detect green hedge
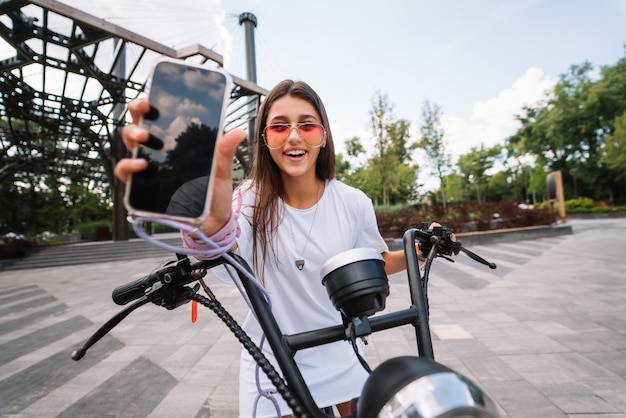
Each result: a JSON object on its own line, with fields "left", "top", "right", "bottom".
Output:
{"left": 0, "top": 239, "right": 37, "bottom": 259}
{"left": 376, "top": 201, "right": 555, "bottom": 239}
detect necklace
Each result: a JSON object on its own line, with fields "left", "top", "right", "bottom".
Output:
{"left": 285, "top": 182, "right": 322, "bottom": 270}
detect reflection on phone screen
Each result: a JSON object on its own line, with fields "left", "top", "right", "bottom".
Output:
{"left": 128, "top": 61, "right": 228, "bottom": 219}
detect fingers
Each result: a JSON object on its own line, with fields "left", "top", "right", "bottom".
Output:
{"left": 114, "top": 158, "right": 149, "bottom": 183}
{"left": 115, "top": 99, "right": 152, "bottom": 183}
{"left": 121, "top": 99, "right": 151, "bottom": 151}
{"left": 127, "top": 98, "right": 152, "bottom": 121}
{"left": 202, "top": 129, "right": 247, "bottom": 235}
{"left": 429, "top": 221, "right": 456, "bottom": 241}
{"left": 213, "top": 129, "right": 248, "bottom": 180}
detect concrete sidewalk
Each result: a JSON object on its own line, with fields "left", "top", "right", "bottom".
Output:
{"left": 0, "top": 218, "right": 625, "bottom": 417}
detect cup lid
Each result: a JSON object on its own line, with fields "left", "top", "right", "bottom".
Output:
{"left": 320, "top": 247, "right": 384, "bottom": 280}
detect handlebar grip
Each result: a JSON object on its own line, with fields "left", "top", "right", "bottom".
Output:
{"left": 112, "top": 272, "right": 159, "bottom": 305}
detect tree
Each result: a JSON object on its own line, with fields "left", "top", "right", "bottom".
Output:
{"left": 347, "top": 166, "right": 383, "bottom": 206}
{"left": 603, "top": 110, "right": 626, "bottom": 194}
{"left": 369, "top": 92, "right": 393, "bottom": 210}
{"left": 443, "top": 171, "right": 468, "bottom": 204}
{"left": 335, "top": 153, "right": 351, "bottom": 182}
{"left": 457, "top": 144, "right": 502, "bottom": 203}
{"left": 528, "top": 164, "right": 549, "bottom": 202}
{"left": 63, "top": 180, "right": 112, "bottom": 229}
{"left": 345, "top": 135, "right": 365, "bottom": 158}
{"left": 1, "top": 112, "right": 114, "bottom": 236}
{"left": 486, "top": 171, "right": 514, "bottom": 202}
{"left": 509, "top": 49, "right": 626, "bottom": 202}
{"left": 417, "top": 99, "right": 451, "bottom": 210}
{"left": 502, "top": 141, "right": 537, "bottom": 203}
{"left": 366, "top": 91, "right": 417, "bottom": 210}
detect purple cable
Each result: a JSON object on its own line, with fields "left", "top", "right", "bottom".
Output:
{"left": 132, "top": 215, "right": 280, "bottom": 417}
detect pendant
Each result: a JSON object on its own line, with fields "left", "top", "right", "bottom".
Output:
{"left": 295, "top": 259, "right": 305, "bottom": 270}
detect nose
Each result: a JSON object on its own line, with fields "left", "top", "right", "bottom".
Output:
{"left": 286, "top": 125, "right": 302, "bottom": 141}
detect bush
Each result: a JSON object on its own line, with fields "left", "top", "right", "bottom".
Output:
{"left": 71, "top": 220, "right": 112, "bottom": 234}
{"left": 565, "top": 197, "right": 595, "bottom": 212}
{"left": 376, "top": 201, "right": 555, "bottom": 239}
{"left": 0, "top": 237, "right": 37, "bottom": 259}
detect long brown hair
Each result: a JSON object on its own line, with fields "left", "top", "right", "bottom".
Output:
{"left": 245, "top": 80, "right": 336, "bottom": 276}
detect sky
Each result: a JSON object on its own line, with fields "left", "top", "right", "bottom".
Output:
{"left": 48, "top": 0, "right": 626, "bottom": 188}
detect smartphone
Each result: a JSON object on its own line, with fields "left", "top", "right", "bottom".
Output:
{"left": 124, "top": 58, "right": 232, "bottom": 225}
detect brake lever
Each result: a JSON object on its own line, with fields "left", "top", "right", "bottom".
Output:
{"left": 459, "top": 246, "right": 497, "bottom": 269}
{"left": 71, "top": 296, "right": 152, "bottom": 361}
{"left": 72, "top": 279, "right": 203, "bottom": 362}
{"left": 418, "top": 226, "right": 496, "bottom": 270}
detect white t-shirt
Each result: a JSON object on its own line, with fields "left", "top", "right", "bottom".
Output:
{"left": 219, "top": 179, "right": 389, "bottom": 417}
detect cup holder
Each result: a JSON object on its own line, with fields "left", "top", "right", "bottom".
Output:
{"left": 321, "top": 248, "right": 389, "bottom": 318}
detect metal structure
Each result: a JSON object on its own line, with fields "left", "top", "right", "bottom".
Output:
{"left": 0, "top": 0, "right": 267, "bottom": 239}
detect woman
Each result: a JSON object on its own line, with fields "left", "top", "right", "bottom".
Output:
{"left": 116, "top": 80, "right": 422, "bottom": 417}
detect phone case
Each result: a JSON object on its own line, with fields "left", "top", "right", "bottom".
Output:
{"left": 124, "top": 57, "right": 233, "bottom": 226}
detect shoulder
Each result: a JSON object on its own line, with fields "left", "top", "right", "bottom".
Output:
{"left": 326, "top": 179, "right": 371, "bottom": 202}
{"left": 235, "top": 180, "right": 256, "bottom": 202}
{"left": 323, "top": 180, "right": 375, "bottom": 217}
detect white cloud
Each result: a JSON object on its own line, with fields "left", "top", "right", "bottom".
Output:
{"left": 417, "top": 67, "right": 556, "bottom": 192}
{"left": 444, "top": 67, "right": 556, "bottom": 161}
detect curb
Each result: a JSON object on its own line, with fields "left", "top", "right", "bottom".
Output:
{"left": 386, "top": 223, "right": 573, "bottom": 251}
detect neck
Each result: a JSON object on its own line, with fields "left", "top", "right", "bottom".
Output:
{"left": 282, "top": 176, "right": 324, "bottom": 209}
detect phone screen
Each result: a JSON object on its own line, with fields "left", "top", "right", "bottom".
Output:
{"left": 125, "top": 59, "right": 231, "bottom": 222}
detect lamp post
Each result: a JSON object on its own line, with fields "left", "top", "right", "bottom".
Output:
{"left": 238, "top": 12, "right": 259, "bottom": 170}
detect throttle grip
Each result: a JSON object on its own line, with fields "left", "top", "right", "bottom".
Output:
{"left": 112, "top": 272, "right": 159, "bottom": 305}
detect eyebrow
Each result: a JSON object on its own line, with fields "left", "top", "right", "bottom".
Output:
{"left": 268, "top": 114, "right": 319, "bottom": 124}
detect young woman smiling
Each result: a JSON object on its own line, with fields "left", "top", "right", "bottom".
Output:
{"left": 115, "top": 80, "right": 422, "bottom": 417}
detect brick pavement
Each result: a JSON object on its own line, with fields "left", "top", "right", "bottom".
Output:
{"left": 0, "top": 218, "right": 625, "bottom": 417}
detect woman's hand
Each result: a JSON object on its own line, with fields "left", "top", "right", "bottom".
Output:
{"left": 200, "top": 127, "right": 247, "bottom": 236}
{"left": 113, "top": 98, "right": 247, "bottom": 236}
{"left": 113, "top": 99, "right": 152, "bottom": 183}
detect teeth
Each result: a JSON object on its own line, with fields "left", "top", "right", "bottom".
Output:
{"left": 286, "top": 150, "right": 305, "bottom": 157}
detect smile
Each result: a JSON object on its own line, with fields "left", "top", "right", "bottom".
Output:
{"left": 284, "top": 149, "right": 306, "bottom": 157}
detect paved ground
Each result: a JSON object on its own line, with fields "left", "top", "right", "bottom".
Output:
{"left": 0, "top": 218, "right": 625, "bottom": 418}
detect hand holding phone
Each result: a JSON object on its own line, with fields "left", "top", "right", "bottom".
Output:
{"left": 124, "top": 58, "right": 232, "bottom": 225}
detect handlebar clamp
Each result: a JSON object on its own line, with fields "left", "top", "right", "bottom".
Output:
{"left": 418, "top": 225, "right": 460, "bottom": 257}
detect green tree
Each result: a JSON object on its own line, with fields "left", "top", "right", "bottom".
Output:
{"left": 366, "top": 91, "right": 417, "bottom": 210}
{"left": 603, "top": 110, "right": 626, "bottom": 194}
{"left": 64, "top": 180, "right": 112, "bottom": 228}
{"left": 486, "top": 171, "right": 514, "bottom": 202}
{"left": 502, "top": 141, "right": 537, "bottom": 203}
{"left": 369, "top": 91, "right": 393, "bottom": 210}
{"left": 417, "top": 99, "right": 451, "bottom": 210}
{"left": 443, "top": 171, "right": 468, "bottom": 203}
{"left": 509, "top": 49, "right": 626, "bottom": 202}
{"left": 346, "top": 166, "right": 382, "bottom": 205}
{"left": 528, "top": 164, "right": 549, "bottom": 202}
{"left": 335, "top": 153, "right": 351, "bottom": 182}
{"left": 345, "top": 135, "right": 365, "bottom": 158}
{"left": 457, "top": 144, "right": 502, "bottom": 203}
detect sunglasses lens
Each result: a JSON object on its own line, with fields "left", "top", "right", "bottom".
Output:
{"left": 264, "top": 123, "right": 324, "bottom": 148}
{"left": 266, "top": 125, "right": 290, "bottom": 136}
